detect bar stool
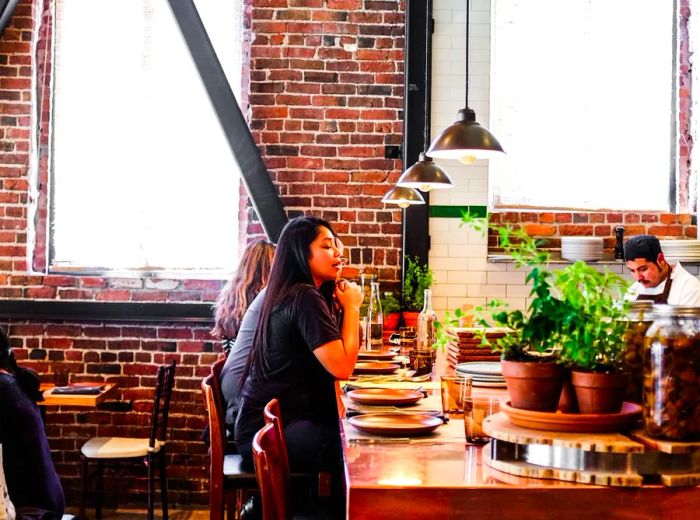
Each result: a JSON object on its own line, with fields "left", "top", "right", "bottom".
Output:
{"left": 78, "top": 361, "right": 176, "bottom": 520}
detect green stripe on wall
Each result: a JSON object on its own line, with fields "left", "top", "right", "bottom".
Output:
{"left": 429, "top": 205, "right": 487, "bottom": 219}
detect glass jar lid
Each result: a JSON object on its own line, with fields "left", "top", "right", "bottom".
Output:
{"left": 625, "top": 300, "right": 654, "bottom": 321}
{"left": 649, "top": 304, "right": 700, "bottom": 318}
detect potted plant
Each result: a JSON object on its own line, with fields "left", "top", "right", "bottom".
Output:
{"left": 402, "top": 256, "right": 433, "bottom": 328}
{"left": 466, "top": 222, "right": 569, "bottom": 412}
{"left": 554, "top": 261, "right": 631, "bottom": 414}
{"left": 380, "top": 291, "right": 401, "bottom": 333}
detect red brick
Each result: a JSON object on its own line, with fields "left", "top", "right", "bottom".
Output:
{"left": 524, "top": 224, "right": 556, "bottom": 237}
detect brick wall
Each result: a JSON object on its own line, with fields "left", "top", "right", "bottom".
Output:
{"left": 0, "top": 0, "right": 407, "bottom": 508}
{"left": 248, "top": 0, "right": 405, "bottom": 281}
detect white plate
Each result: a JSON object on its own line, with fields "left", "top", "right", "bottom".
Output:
{"left": 455, "top": 361, "right": 502, "bottom": 376}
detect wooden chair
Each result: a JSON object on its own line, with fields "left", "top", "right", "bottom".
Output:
{"left": 252, "top": 423, "right": 290, "bottom": 520}
{"left": 78, "top": 360, "right": 176, "bottom": 520}
{"left": 201, "top": 373, "right": 257, "bottom": 520}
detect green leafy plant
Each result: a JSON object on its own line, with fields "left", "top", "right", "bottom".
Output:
{"left": 380, "top": 291, "right": 401, "bottom": 314}
{"left": 403, "top": 256, "right": 434, "bottom": 312}
{"left": 449, "top": 213, "right": 630, "bottom": 366}
{"left": 554, "top": 261, "right": 630, "bottom": 372}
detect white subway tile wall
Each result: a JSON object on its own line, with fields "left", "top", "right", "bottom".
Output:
{"left": 428, "top": 0, "right": 700, "bottom": 317}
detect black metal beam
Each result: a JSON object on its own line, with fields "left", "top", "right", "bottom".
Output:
{"left": 0, "top": 300, "right": 212, "bottom": 323}
{"left": 166, "top": 0, "right": 288, "bottom": 242}
{"left": 0, "top": 0, "right": 20, "bottom": 38}
{"left": 402, "top": 0, "right": 431, "bottom": 278}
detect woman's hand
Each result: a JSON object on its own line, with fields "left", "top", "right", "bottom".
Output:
{"left": 334, "top": 280, "right": 362, "bottom": 311}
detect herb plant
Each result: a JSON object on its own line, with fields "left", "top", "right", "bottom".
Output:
{"left": 554, "top": 261, "right": 630, "bottom": 371}
{"left": 380, "top": 291, "right": 401, "bottom": 314}
{"left": 403, "top": 256, "right": 434, "bottom": 312}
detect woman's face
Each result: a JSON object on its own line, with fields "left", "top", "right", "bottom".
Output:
{"left": 308, "top": 226, "right": 343, "bottom": 287}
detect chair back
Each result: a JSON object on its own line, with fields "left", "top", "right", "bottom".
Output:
{"left": 201, "top": 374, "right": 226, "bottom": 510}
{"left": 252, "top": 422, "right": 291, "bottom": 520}
{"left": 263, "top": 398, "right": 291, "bottom": 478}
{"left": 148, "top": 360, "right": 176, "bottom": 450}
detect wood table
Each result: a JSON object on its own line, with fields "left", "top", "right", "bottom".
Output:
{"left": 339, "top": 382, "right": 700, "bottom": 519}
{"left": 40, "top": 382, "right": 118, "bottom": 407}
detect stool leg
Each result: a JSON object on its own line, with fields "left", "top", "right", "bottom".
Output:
{"left": 79, "top": 455, "right": 88, "bottom": 520}
{"left": 147, "top": 453, "right": 154, "bottom": 520}
{"left": 159, "top": 450, "right": 168, "bottom": 520}
{"left": 95, "top": 460, "right": 104, "bottom": 520}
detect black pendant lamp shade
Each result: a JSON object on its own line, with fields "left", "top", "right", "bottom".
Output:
{"left": 397, "top": 152, "right": 453, "bottom": 192}
{"left": 427, "top": 108, "right": 504, "bottom": 163}
{"left": 381, "top": 186, "right": 425, "bottom": 208}
{"left": 427, "top": 0, "right": 504, "bottom": 163}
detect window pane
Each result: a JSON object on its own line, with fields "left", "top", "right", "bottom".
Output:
{"left": 51, "top": 0, "right": 242, "bottom": 272}
{"left": 490, "top": 0, "right": 673, "bottom": 211}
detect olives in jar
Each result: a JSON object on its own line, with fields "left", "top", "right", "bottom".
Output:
{"left": 644, "top": 305, "right": 700, "bottom": 441}
{"left": 621, "top": 301, "right": 654, "bottom": 404}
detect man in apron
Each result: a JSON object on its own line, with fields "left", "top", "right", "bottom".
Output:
{"left": 623, "top": 234, "right": 700, "bottom": 305}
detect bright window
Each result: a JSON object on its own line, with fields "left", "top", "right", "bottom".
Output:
{"left": 50, "top": 0, "right": 244, "bottom": 274}
{"left": 489, "top": 0, "right": 674, "bottom": 211}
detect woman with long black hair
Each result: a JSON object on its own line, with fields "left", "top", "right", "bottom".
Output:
{"left": 234, "top": 216, "right": 362, "bottom": 480}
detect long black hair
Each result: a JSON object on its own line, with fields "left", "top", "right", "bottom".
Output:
{"left": 0, "top": 325, "right": 43, "bottom": 402}
{"left": 243, "top": 216, "right": 336, "bottom": 382}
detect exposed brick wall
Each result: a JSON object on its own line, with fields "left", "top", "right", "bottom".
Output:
{"left": 6, "top": 319, "right": 216, "bottom": 506}
{"left": 248, "top": 0, "right": 405, "bottom": 282}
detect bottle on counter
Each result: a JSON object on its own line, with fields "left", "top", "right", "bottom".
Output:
{"left": 417, "top": 288, "right": 437, "bottom": 350}
{"left": 358, "top": 273, "right": 376, "bottom": 350}
{"left": 366, "top": 281, "right": 383, "bottom": 351}
{"left": 614, "top": 226, "right": 625, "bottom": 260}
{"left": 643, "top": 305, "right": 700, "bottom": 441}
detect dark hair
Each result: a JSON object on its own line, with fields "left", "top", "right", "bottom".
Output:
{"left": 243, "top": 216, "right": 335, "bottom": 382}
{"left": 624, "top": 234, "right": 663, "bottom": 263}
{"left": 0, "top": 326, "right": 43, "bottom": 402}
{"left": 211, "top": 239, "right": 275, "bottom": 343}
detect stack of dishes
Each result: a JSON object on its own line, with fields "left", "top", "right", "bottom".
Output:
{"left": 560, "top": 236, "right": 604, "bottom": 262}
{"left": 456, "top": 361, "right": 506, "bottom": 388}
{"left": 444, "top": 327, "right": 505, "bottom": 369}
{"left": 659, "top": 239, "right": 700, "bottom": 263}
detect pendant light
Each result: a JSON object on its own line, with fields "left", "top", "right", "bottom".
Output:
{"left": 397, "top": 0, "right": 453, "bottom": 192}
{"left": 427, "top": 0, "right": 504, "bottom": 163}
{"left": 381, "top": 186, "right": 425, "bottom": 208}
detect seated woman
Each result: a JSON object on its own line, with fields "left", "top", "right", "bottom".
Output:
{"left": 212, "top": 239, "right": 275, "bottom": 356}
{"left": 0, "top": 328, "right": 64, "bottom": 519}
{"left": 234, "top": 216, "right": 362, "bottom": 480}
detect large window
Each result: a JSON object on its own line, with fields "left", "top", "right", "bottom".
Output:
{"left": 489, "top": 0, "right": 675, "bottom": 211}
{"left": 49, "top": 0, "right": 244, "bottom": 275}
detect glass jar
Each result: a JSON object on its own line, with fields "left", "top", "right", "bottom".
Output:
{"left": 358, "top": 273, "right": 376, "bottom": 349}
{"left": 621, "top": 301, "right": 654, "bottom": 404}
{"left": 644, "top": 305, "right": 700, "bottom": 441}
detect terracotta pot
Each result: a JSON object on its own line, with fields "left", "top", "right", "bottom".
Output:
{"left": 571, "top": 370, "right": 628, "bottom": 414}
{"left": 557, "top": 376, "right": 579, "bottom": 413}
{"left": 384, "top": 312, "right": 400, "bottom": 332}
{"left": 402, "top": 311, "right": 419, "bottom": 329}
{"left": 501, "top": 360, "right": 567, "bottom": 412}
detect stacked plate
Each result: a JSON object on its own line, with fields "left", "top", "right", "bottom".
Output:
{"left": 659, "top": 239, "right": 700, "bottom": 263}
{"left": 456, "top": 361, "right": 506, "bottom": 388}
{"left": 561, "top": 236, "right": 604, "bottom": 262}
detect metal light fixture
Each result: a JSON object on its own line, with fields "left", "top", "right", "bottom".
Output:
{"left": 381, "top": 186, "right": 425, "bottom": 208}
{"left": 396, "top": 0, "right": 453, "bottom": 193}
{"left": 427, "top": 0, "right": 504, "bottom": 163}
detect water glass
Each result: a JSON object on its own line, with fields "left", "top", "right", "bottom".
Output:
{"left": 464, "top": 396, "right": 500, "bottom": 444}
{"left": 440, "top": 375, "right": 472, "bottom": 416}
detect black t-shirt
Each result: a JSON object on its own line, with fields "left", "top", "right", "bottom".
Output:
{"left": 234, "top": 284, "right": 342, "bottom": 448}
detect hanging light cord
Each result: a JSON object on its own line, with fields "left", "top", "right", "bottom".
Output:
{"left": 422, "top": 0, "right": 433, "bottom": 153}
{"left": 464, "top": 0, "right": 470, "bottom": 108}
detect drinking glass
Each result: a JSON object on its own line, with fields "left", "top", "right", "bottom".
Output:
{"left": 464, "top": 396, "right": 500, "bottom": 444}
{"left": 440, "top": 374, "right": 472, "bottom": 417}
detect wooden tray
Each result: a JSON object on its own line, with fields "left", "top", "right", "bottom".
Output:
{"left": 500, "top": 401, "right": 643, "bottom": 433}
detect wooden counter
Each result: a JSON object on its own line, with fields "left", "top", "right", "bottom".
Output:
{"left": 340, "top": 383, "right": 700, "bottom": 519}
